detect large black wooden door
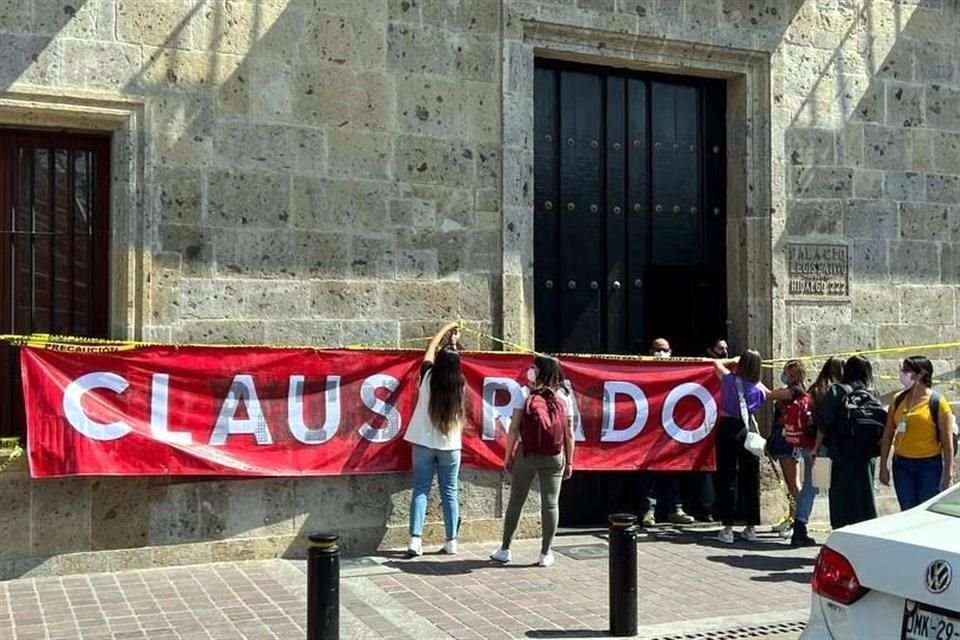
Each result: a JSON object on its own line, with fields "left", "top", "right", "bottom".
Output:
{"left": 534, "top": 61, "right": 727, "bottom": 525}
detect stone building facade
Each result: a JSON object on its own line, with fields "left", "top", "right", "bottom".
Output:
{"left": 0, "top": 0, "right": 957, "bottom": 577}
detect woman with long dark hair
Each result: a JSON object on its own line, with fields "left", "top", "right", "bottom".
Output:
{"left": 879, "top": 356, "right": 955, "bottom": 509}
{"left": 491, "top": 355, "right": 575, "bottom": 567}
{"left": 404, "top": 322, "right": 465, "bottom": 557}
{"left": 810, "top": 357, "right": 844, "bottom": 460}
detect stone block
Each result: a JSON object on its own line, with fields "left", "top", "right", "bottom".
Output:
{"left": 30, "top": 479, "right": 91, "bottom": 554}
{"left": 340, "top": 321, "right": 400, "bottom": 346}
{"left": 292, "top": 232, "right": 353, "bottom": 278}
{"left": 151, "top": 542, "right": 211, "bottom": 568}
{"left": 310, "top": 281, "right": 381, "bottom": 319}
{"left": 156, "top": 170, "right": 203, "bottom": 226}
{"left": 852, "top": 82, "right": 884, "bottom": 124}
{"left": 154, "top": 131, "right": 214, "bottom": 169}
{"left": 389, "top": 198, "right": 436, "bottom": 227}
{"left": 265, "top": 320, "right": 342, "bottom": 347}
{"left": 32, "top": 0, "right": 99, "bottom": 38}
{"left": 853, "top": 170, "right": 884, "bottom": 199}
{"left": 293, "top": 63, "right": 395, "bottom": 130}
{"left": 196, "top": 0, "right": 289, "bottom": 56}
{"left": 0, "top": 474, "right": 31, "bottom": 555}
{"left": 460, "top": 273, "right": 493, "bottom": 320}
{"left": 898, "top": 286, "right": 956, "bottom": 325}
{"left": 844, "top": 199, "right": 897, "bottom": 238}
{"left": 117, "top": 0, "right": 195, "bottom": 48}
{"left": 813, "top": 323, "right": 877, "bottom": 356}
{"left": 210, "top": 536, "right": 289, "bottom": 562}
{"left": 327, "top": 129, "right": 393, "bottom": 181}
{"left": 90, "top": 478, "right": 149, "bottom": 551}
{"left": 913, "top": 41, "right": 958, "bottom": 85}
{"left": 380, "top": 281, "right": 460, "bottom": 320}
{"left": 900, "top": 203, "right": 951, "bottom": 241}
{"left": 790, "top": 166, "right": 853, "bottom": 198}
{"left": 912, "top": 129, "right": 935, "bottom": 171}
{"left": 291, "top": 177, "right": 394, "bottom": 232}
{"left": 198, "top": 480, "right": 297, "bottom": 539}
{"left": 177, "top": 319, "right": 267, "bottom": 345}
{"left": 851, "top": 285, "right": 901, "bottom": 324}
{"left": 890, "top": 240, "right": 942, "bottom": 283}
{"left": 477, "top": 144, "right": 502, "bottom": 191}
{"left": 849, "top": 238, "right": 889, "bottom": 279}
{"left": 396, "top": 74, "right": 499, "bottom": 143}
{"left": 933, "top": 133, "right": 960, "bottom": 173}
{"left": 208, "top": 171, "right": 291, "bottom": 229}
{"left": 864, "top": 125, "right": 912, "bottom": 170}
{"left": 396, "top": 249, "right": 439, "bottom": 279}
{"left": 139, "top": 47, "right": 243, "bottom": 91}
{"left": 421, "top": 0, "right": 501, "bottom": 33}
{"left": 351, "top": 235, "right": 397, "bottom": 278}
{"left": 159, "top": 224, "right": 214, "bottom": 277}
{"left": 884, "top": 171, "right": 926, "bottom": 201}
{"left": 294, "top": 476, "right": 404, "bottom": 531}
{"left": 926, "top": 85, "right": 960, "bottom": 132}
{"left": 301, "top": 12, "right": 386, "bottom": 68}
{"left": 408, "top": 185, "right": 475, "bottom": 229}
{"left": 927, "top": 174, "right": 960, "bottom": 204}
{"left": 387, "top": 23, "right": 455, "bottom": 76}
{"left": 0, "top": 0, "right": 31, "bottom": 31}
{"left": 214, "top": 122, "right": 316, "bottom": 174}
{"left": 877, "top": 325, "right": 944, "bottom": 352}
{"left": 476, "top": 189, "right": 500, "bottom": 214}
{"left": 838, "top": 124, "right": 864, "bottom": 167}
{"left": 0, "top": 34, "right": 60, "bottom": 87}
{"left": 61, "top": 39, "right": 141, "bottom": 90}
{"left": 784, "top": 127, "right": 836, "bottom": 165}
{"left": 394, "top": 136, "right": 476, "bottom": 186}
{"left": 785, "top": 199, "right": 843, "bottom": 236}
{"left": 943, "top": 244, "right": 959, "bottom": 285}
{"left": 886, "top": 82, "right": 925, "bottom": 127}
{"left": 396, "top": 228, "right": 465, "bottom": 276}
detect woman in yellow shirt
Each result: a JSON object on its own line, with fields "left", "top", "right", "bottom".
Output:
{"left": 879, "top": 356, "right": 955, "bottom": 510}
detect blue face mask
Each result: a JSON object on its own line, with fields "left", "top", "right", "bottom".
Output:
{"left": 780, "top": 372, "right": 789, "bottom": 386}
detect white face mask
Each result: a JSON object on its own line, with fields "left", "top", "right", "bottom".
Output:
{"left": 527, "top": 367, "right": 538, "bottom": 384}
{"left": 780, "top": 372, "right": 790, "bottom": 386}
{"left": 899, "top": 371, "right": 915, "bottom": 389}
{"left": 654, "top": 350, "right": 670, "bottom": 359}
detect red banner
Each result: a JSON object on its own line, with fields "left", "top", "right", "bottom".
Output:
{"left": 21, "top": 346, "right": 722, "bottom": 478}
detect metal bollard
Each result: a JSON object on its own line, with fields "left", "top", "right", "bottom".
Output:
{"left": 307, "top": 533, "right": 340, "bottom": 640}
{"left": 609, "top": 513, "right": 639, "bottom": 637}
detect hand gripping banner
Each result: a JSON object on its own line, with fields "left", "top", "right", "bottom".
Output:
{"left": 20, "top": 346, "right": 722, "bottom": 477}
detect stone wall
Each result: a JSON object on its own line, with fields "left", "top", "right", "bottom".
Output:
{"left": 1, "top": 0, "right": 958, "bottom": 577}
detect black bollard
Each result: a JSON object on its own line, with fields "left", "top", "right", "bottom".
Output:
{"left": 307, "top": 533, "right": 340, "bottom": 640}
{"left": 609, "top": 513, "right": 639, "bottom": 637}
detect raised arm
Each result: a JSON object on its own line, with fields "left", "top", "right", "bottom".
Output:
{"left": 713, "top": 358, "right": 737, "bottom": 380}
{"left": 424, "top": 321, "right": 460, "bottom": 365}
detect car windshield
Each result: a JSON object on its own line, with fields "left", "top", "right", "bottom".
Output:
{"left": 928, "top": 485, "right": 960, "bottom": 518}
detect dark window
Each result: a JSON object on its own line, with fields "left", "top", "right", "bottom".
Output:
{"left": 0, "top": 130, "right": 111, "bottom": 439}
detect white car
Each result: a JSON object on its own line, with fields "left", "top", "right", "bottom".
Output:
{"left": 802, "top": 484, "right": 960, "bottom": 640}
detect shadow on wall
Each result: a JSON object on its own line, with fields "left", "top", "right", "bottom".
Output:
{"left": 0, "top": 2, "right": 90, "bottom": 88}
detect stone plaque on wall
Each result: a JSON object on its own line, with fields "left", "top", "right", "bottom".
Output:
{"left": 786, "top": 243, "right": 849, "bottom": 297}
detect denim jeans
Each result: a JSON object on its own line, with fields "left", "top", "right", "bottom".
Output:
{"left": 794, "top": 448, "right": 816, "bottom": 525}
{"left": 409, "top": 445, "right": 461, "bottom": 540}
{"left": 893, "top": 455, "right": 943, "bottom": 511}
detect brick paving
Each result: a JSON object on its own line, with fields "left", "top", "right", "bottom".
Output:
{"left": 2, "top": 527, "right": 818, "bottom": 639}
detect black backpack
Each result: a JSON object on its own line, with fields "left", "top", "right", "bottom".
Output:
{"left": 835, "top": 384, "right": 887, "bottom": 459}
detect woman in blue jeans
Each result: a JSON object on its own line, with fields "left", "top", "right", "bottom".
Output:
{"left": 404, "top": 321, "right": 464, "bottom": 557}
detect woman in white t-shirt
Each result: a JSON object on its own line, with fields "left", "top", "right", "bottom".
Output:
{"left": 404, "top": 321, "right": 464, "bottom": 557}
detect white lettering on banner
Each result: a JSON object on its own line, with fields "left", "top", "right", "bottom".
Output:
{"left": 660, "top": 383, "right": 717, "bottom": 444}
{"left": 209, "top": 374, "right": 273, "bottom": 445}
{"left": 358, "top": 374, "right": 401, "bottom": 442}
{"left": 600, "top": 381, "right": 649, "bottom": 442}
{"left": 150, "top": 374, "right": 193, "bottom": 444}
{"left": 481, "top": 377, "right": 525, "bottom": 440}
{"left": 288, "top": 375, "right": 341, "bottom": 444}
{"left": 63, "top": 372, "right": 133, "bottom": 441}
{"left": 562, "top": 380, "right": 586, "bottom": 442}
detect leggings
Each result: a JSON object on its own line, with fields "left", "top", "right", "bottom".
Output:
{"left": 500, "top": 450, "right": 565, "bottom": 554}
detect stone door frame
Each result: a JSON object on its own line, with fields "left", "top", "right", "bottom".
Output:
{"left": 501, "top": 21, "right": 774, "bottom": 358}
{"left": 0, "top": 90, "right": 147, "bottom": 340}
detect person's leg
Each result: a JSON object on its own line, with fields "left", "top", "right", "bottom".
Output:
{"left": 715, "top": 420, "right": 739, "bottom": 527}
{"left": 737, "top": 445, "right": 761, "bottom": 527}
{"left": 892, "top": 455, "right": 917, "bottom": 511}
{"left": 409, "top": 445, "right": 435, "bottom": 537}
{"left": 699, "top": 472, "right": 716, "bottom": 521}
{"left": 666, "top": 473, "right": 694, "bottom": 523}
{"left": 638, "top": 473, "right": 657, "bottom": 525}
{"left": 436, "top": 448, "right": 462, "bottom": 541}
{"left": 536, "top": 454, "right": 565, "bottom": 556}
{"left": 916, "top": 456, "right": 944, "bottom": 506}
{"left": 500, "top": 452, "right": 537, "bottom": 550}
{"left": 795, "top": 450, "right": 816, "bottom": 525}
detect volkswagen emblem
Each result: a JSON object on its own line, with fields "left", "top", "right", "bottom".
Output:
{"left": 925, "top": 560, "right": 953, "bottom": 594}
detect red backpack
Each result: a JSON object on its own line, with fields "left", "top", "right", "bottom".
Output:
{"left": 521, "top": 388, "right": 567, "bottom": 455}
{"left": 782, "top": 391, "right": 815, "bottom": 448}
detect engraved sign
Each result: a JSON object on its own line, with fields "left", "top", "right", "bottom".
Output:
{"left": 786, "top": 243, "right": 849, "bottom": 297}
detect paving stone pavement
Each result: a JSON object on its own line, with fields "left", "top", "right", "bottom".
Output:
{"left": 1, "top": 527, "right": 818, "bottom": 640}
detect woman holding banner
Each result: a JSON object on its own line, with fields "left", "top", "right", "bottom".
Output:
{"left": 404, "top": 322, "right": 464, "bottom": 558}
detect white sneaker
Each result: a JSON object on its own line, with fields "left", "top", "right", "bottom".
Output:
{"left": 538, "top": 552, "right": 555, "bottom": 567}
{"left": 716, "top": 527, "right": 734, "bottom": 544}
{"left": 490, "top": 548, "right": 511, "bottom": 563}
{"left": 779, "top": 526, "right": 794, "bottom": 540}
{"left": 441, "top": 539, "right": 458, "bottom": 555}
{"left": 406, "top": 536, "right": 423, "bottom": 558}
{"left": 741, "top": 526, "right": 758, "bottom": 542}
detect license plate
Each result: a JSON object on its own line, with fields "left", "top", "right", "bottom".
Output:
{"left": 902, "top": 600, "right": 960, "bottom": 640}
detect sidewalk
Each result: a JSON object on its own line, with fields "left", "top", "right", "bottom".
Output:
{"left": 2, "top": 525, "right": 818, "bottom": 640}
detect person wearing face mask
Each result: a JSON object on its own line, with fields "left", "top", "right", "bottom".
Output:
{"left": 879, "top": 356, "right": 955, "bottom": 510}
{"left": 706, "top": 338, "right": 729, "bottom": 360}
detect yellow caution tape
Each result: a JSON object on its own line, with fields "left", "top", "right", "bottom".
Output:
{"left": 763, "top": 341, "right": 960, "bottom": 367}
{"left": 0, "top": 444, "right": 23, "bottom": 474}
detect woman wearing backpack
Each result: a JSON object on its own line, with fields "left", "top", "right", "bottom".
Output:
{"left": 816, "top": 355, "right": 880, "bottom": 529}
{"left": 491, "top": 355, "right": 575, "bottom": 567}
{"left": 713, "top": 349, "right": 768, "bottom": 544}
{"left": 404, "top": 321, "right": 464, "bottom": 558}
{"left": 767, "top": 360, "right": 817, "bottom": 546}
{"left": 879, "top": 356, "right": 955, "bottom": 510}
